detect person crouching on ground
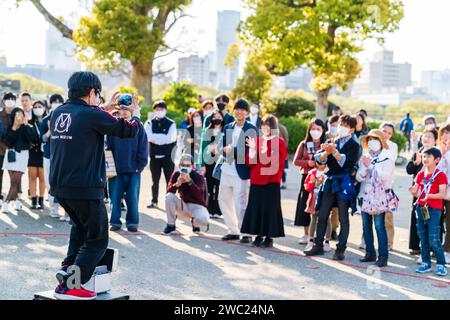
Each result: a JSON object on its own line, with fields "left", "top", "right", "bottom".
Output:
{"left": 356, "top": 129, "right": 395, "bottom": 268}
{"left": 409, "top": 147, "right": 448, "bottom": 276}
{"left": 162, "top": 154, "right": 209, "bottom": 235}
{"left": 240, "top": 115, "right": 288, "bottom": 248}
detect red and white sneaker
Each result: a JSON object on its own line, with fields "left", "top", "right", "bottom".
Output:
{"left": 53, "top": 284, "right": 97, "bottom": 300}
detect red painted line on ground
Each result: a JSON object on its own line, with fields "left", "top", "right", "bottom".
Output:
{"left": 2, "top": 230, "right": 449, "bottom": 286}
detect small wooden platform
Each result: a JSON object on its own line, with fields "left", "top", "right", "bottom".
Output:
{"left": 33, "top": 291, "right": 130, "bottom": 300}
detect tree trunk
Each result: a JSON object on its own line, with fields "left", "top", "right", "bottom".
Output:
{"left": 131, "top": 62, "right": 153, "bottom": 105}
{"left": 315, "top": 88, "right": 330, "bottom": 121}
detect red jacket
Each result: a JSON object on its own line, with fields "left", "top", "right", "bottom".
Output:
{"left": 246, "top": 136, "right": 288, "bottom": 185}
{"left": 167, "top": 170, "right": 207, "bottom": 207}
{"left": 293, "top": 140, "right": 321, "bottom": 175}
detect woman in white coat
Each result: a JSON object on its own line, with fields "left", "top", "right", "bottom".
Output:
{"left": 356, "top": 129, "right": 395, "bottom": 268}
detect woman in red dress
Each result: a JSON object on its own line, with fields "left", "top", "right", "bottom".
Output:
{"left": 241, "top": 115, "right": 288, "bottom": 248}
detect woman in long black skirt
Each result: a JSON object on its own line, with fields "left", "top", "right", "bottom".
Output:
{"left": 293, "top": 119, "right": 326, "bottom": 244}
{"left": 241, "top": 115, "right": 288, "bottom": 248}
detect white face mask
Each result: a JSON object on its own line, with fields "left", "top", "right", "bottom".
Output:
{"left": 368, "top": 139, "right": 382, "bottom": 152}
{"left": 33, "top": 108, "right": 45, "bottom": 117}
{"left": 310, "top": 130, "right": 322, "bottom": 140}
{"left": 425, "top": 124, "right": 435, "bottom": 131}
{"left": 316, "top": 170, "right": 324, "bottom": 178}
{"left": 180, "top": 166, "right": 192, "bottom": 174}
{"left": 250, "top": 106, "right": 259, "bottom": 115}
{"left": 155, "top": 110, "right": 167, "bottom": 119}
{"left": 204, "top": 110, "right": 213, "bottom": 117}
{"left": 4, "top": 100, "right": 15, "bottom": 108}
{"left": 337, "top": 126, "right": 350, "bottom": 138}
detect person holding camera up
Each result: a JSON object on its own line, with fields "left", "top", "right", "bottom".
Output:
{"left": 162, "top": 154, "right": 209, "bottom": 235}
{"left": 1, "top": 108, "right": 36, "bottom": 214}
{"left": 51, "top": 71, "right": 141, "bottom": 300}
{"left": 409, "top": 147, "right": 448, "bottom": 276}
{"left": 107, "top": 93, "right": 148, "bottom": 233}
{"left": 304, "top": 115, "right": 360, "bottom": 261}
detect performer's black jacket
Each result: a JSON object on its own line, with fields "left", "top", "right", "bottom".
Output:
{"left": 49, "top": 98, "right": 140, "bottom": 200}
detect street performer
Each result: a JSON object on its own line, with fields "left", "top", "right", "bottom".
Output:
{"left": 50, "top": 71, "right": 141, "bottom": 300}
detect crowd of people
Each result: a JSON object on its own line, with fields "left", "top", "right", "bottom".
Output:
{"left": 1, "top": 86, "right": 449, "bottom": 282}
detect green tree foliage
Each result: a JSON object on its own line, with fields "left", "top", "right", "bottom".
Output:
{"left": 0, "top": 73, "right": 64, "bottom": 96}
{"left": 239, "top": 0, "right": 404, "bottom": 120}
{"left": 231, "top": 55, "right": 273, "bottom": 106}
{"left": 161, "top": 81, "right": 200, "bottom": 113}
{"left": 279, "top": 117, "right": 309, "bottom": 154}
{"left": 17, "top": 0, "right": 191, "bottom": 104}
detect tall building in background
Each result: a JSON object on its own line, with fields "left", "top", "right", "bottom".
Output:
{"left": 421, "top": 70, "right": 450, "bottom": 103}
{"left": 352, "top": 50, "right": 411, "bottom": 95}
{"left": 351, "top": 50, "right": 414, "bottom": 105}
{"left": 178, "top": 54, "right": 211, "bottom": 86}
{"left": 215, "top": 10, "right": 241, "bottom": 90}
{"left": 45, "top": 24, "right": 81, "bottom": 71}
{"left": 274, "top": 67, "right": 314, "bottom": 92}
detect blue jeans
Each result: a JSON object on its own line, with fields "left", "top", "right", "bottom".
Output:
{"left": 109, "top": 173, "right": 141, "bottom": 228}
{"left": 362, "top": 212, "right": 388, "bottom": 261}
{"left": 416, "top": 206, "right": 446, "bottom": 265}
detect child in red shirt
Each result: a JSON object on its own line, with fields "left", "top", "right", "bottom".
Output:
{"left": 409, "top": 147, "right": 447, "bottom": 276}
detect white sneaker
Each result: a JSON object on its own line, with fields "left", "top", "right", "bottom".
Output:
{"left": 298, "top": 235, "right": 309, "bottom": 245}
{"left": 49, "top": 210, "right": 60, "bottom": 218}
{"left": 323, "top": 240, "right": 332, "bottom": 252}
{"left": 1, "top": 202, "right": 11, "bottom": 214}
{"left": 59, "top": 216, "right": 66, "bottom": 222}
{"left": 416, "top": 256, "right": 423, "bottom": 265}
{"left": 304, "top": 239, "right": 314, "bottom": 251}
{"left": 14, "top": 200, "right": 22, "bottom": 211}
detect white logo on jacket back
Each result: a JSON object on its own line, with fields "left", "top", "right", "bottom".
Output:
{"left": 55, "top": 113, "right": 72, "bottom": 134}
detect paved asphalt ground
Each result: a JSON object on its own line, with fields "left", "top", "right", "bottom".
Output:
{"left": 1, "top": 156, "right": 450, "bottom": 300}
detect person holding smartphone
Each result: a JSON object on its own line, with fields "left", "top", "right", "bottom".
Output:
{"left": 293, "top": 118, "right": 326, "bottom": 245}
{"left": 1, "top": 108, "right": 36, "bottom": 214}
{"left": 162, "top": 154, "right": 209, "bottom": 235}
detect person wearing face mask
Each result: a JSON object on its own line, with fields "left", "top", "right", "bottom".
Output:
{"left": 417, "top": 115, "right": 439, "bottom": 150}
{"left": 41, "top": 94, "right": 66, "bottom": 219}
{"left": 406, "top": 129, "right": 438, "bottom": 257}
{"left": 1, "top": 108, "right": 36, "bottom": 214}
{"left": 144, "top": 100, "right": 177, "bottom": 209}
{"left": 162, "top": 154, "right": 209, "bottom": 235}
{"left": 27, "top": 101, "right": 47, "bottom": 210}
{"left": 107, "top": 94, "right": 148, "bottom": 233}
{"left": 246, "top": 103, "right": 261, "bottom": 129}
{"left": 0, "top": 92, "right": 16, "bottom": 202}
{"left": 380, "top": 122, "right": 398, "bottom": 251}
{"left": 183, "top": 110, "right": 204, "bottom": 172}
{"left": 305, "top": 115, "right": 361, "bottom": 261}
{"left": 203, "top": 94, "right": 235, "bottom": 128}
{"left": 50, "top": 71, "right": 141, "bottom": 300}
{"left": 293, "top": 119, "right": 326, "bottom": 245}
{"left": 241, "top": 115, "right": 288, "bottom": 248}
{"left": 356, "top": 130, "right": 394, "bottom": 267}
{"left": 200, "top": 111, "right": 225, "bottom": 219}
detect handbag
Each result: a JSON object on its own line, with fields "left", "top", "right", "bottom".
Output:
{"left": 7, "top": 149, "right": 16, "bottom": 163}
{"left": 361, "top": 169, "right": 390, "bottom": 215}
{"left": 104, "top": 150, "right": 117, "bottom": 179}
{"left": 212, "top": 155, "right": 224, "bottom": 180}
